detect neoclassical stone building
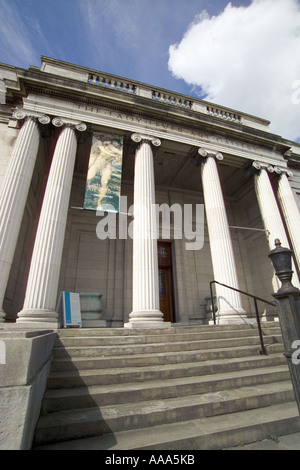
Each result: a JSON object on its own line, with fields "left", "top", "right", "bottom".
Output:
{"left": 0, "top": 56, "right": 300, "bottom": 329}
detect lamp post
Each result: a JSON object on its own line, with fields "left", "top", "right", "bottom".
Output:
{"left": 268, "top": 239, "right": 300, "bottom": 295}
{"left": 268, "top": 239, "right": 300, "bottom": 415}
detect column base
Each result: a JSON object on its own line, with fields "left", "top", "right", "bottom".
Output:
{"left": 16, "top": 309, "right": 60, "bottom": 329}
{"left": 124, "top": 309, "right": 171, "bottom": 329}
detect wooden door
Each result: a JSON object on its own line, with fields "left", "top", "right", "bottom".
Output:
{"left": 158, "top": 242, "right": 175, "bottom": 323}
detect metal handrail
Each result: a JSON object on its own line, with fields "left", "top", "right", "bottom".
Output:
{"left": 209, "top": 280, "right": 276, "bottom": 355}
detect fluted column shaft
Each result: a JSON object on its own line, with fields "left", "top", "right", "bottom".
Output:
{"left": 125, "top": 133, "right": 169, "bottom": 328}
{"left": 0, "top": 111, "right": 49, "bottom": 321}
{"left": 201, "top": 153, "right": 246, "bottom": 323}
{"left": 17, "top": 118, "right": 86, "bottom": 327}
{"left": 277, "top": 172, "right": 300, "bottom": 273}
{"left": 254, "top": 166, "right": 300, "bottom": 290}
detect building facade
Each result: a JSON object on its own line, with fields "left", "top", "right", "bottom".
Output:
{"left": 0, "top": 57, "right": 300, "bottom": 329}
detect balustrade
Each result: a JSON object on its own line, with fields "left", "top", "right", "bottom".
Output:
{"left": 152, "top": 90, "right": 193, "bottom": 109}
{"left": 88, "top": 73, "right": 136, "bottom": 94}
{"left": 87, "top": 72, "right": 255, "bottom": 127}
{"left": 206, "top": 106, "right": 242, "bottom": 123}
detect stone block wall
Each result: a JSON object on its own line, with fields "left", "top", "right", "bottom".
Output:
{"left": 0, "top": 329, "right": 56, "bottom": 449}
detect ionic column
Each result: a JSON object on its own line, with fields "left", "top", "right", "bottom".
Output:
{"left": 277, "top": 170, "right": 300, "bottom": 273}
{"left": 125, "top": 133, "right": 170, "bottom": 328}
{"left": 200, "top": 149, "right": 246, "bottom": 323}
{"left": 0, "top": 110, "right": 50, "bottom": 322}
{"left": 17, "top": 117, "right": 86, "bottom": 328}
{"left": 253, "top": 163, "right": 300, "bottom": 290}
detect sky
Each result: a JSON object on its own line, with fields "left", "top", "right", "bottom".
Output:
{"left": 0, "top": 0, "right": 299, "bottom": 142}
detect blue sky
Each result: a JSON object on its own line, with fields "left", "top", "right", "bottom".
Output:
{"left": 0, "top": 0, "right": 250, "bottom": 94}
{"left": 0, "top": 0, "right": 300, "bottom": 141}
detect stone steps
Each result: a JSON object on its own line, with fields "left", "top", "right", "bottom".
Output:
{"left": 43, "top": 364, "right": 290, "bottom": 410}
{"left": 32, "top": 323, "right": 300, "bottom": 450}
{"left": 50, "top": 342, "right": 283, "bottom": 372}
{"left": 34, "top": 381, "right": 295, "bottom": 445}
{"left": 54, "top": 327, "right": 277, "bottom": 345}
{"left": 52, "top": 336, "right": 282, "bottom": 358}
{"left": 52, "top": 333, "right": 283, "bottom": 357}
{"left": 34, "top": 402, "right": 300, "bottom": 450}
{"left": 56, "top": 323, "right": 279, "bottom": 336}
{"left": 47, "top": 353, "right": 286, "bottom": 389}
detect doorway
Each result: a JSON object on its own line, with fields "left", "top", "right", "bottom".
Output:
{"left": 158, "top": 241, "right": 175, "bottom": 323}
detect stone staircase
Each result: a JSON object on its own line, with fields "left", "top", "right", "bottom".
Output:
{"left": 32, "top": 322, "right": 300, "bottom": 450}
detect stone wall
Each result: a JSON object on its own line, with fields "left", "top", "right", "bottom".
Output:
{"left": 0, "top": 329, "right": 56, "bottom": 450}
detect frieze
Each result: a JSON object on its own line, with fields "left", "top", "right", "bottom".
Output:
{"left": 75, "top": 103, "right": 259, "bottom": 150}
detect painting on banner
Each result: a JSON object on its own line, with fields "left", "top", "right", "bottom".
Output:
{"left": 83, "top": 133, "right": 123, "bottom": 212}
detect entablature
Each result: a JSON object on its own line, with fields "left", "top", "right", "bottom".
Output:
{"left": 19, "top": 91, "right": 289, "bottom": 170}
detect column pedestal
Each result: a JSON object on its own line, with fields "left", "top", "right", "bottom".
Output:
{"left": 124, "top": 133, "right": 170, "bottom": 329}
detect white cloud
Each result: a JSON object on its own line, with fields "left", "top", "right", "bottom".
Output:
{"left": 168, "top": 0, "right": 300, "bottom": 141}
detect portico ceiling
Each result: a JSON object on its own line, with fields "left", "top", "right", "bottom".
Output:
{"left": 74, "top": 127, "right": 253, "bottom": 204}
{"left": 120, "top": 133, "right": 251, "bottom": 200}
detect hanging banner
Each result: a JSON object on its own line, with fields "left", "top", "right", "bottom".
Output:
{"left": 83, "top": 133, "right": 123, "bottom": 212}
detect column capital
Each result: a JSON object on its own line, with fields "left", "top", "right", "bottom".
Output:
{"left": 13, "top": 109, "right": 50, "bottom": 125}
{"left": 198, "top": 147, "right": 224, "bottom": 160}
{"left": 252, "top": 160, "right": 293, "bottom": 177}
{"left": 131, "top": 132, "right": 161, "bottom": 147}
{"left": 52, "top": 116, "right": 87, "bottom": 132}
{"left": 277, "top": 168, "right": 294, "bottom": 178}
{"left": 191, "top": 147, "right": 223, "bottom": 166}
